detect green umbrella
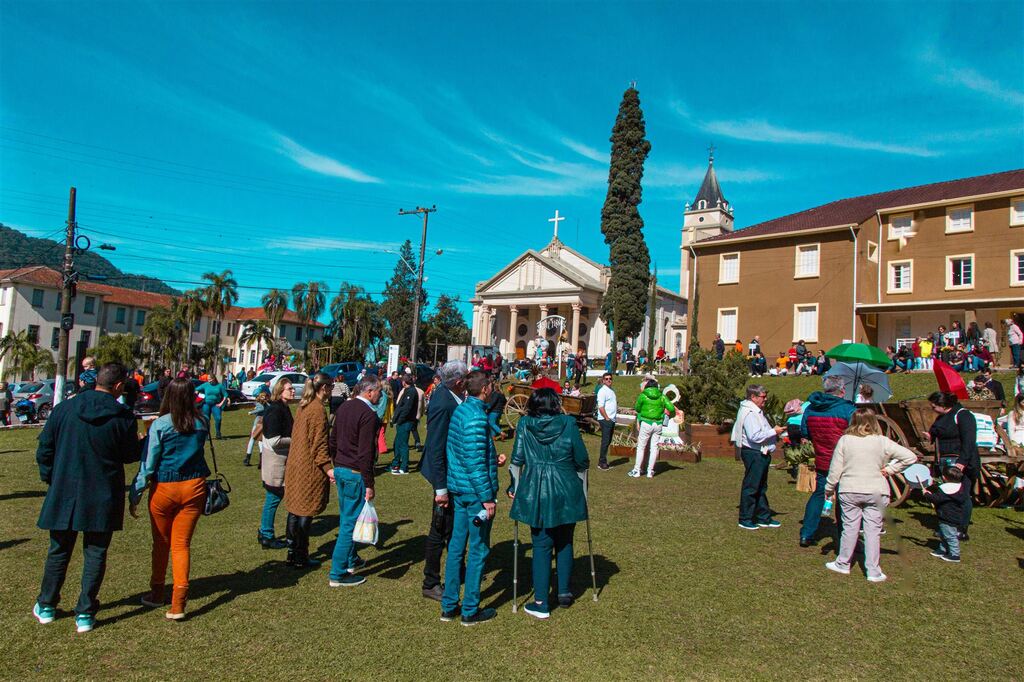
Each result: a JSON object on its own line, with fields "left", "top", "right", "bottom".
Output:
{"left": 825, "top": 342, "right": 891, "bottom": 369}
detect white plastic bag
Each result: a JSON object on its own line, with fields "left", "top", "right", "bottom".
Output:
{"left": 352, "top": 500, "right": 379, "bottom": 545}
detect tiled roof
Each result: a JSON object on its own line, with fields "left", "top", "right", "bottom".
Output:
{"left": 87, "top": 283, "right": 174, "bottom": 309}
{"left": 695, "top": 168, "right": 1024, "bottom": 245}
{"left": 0, "top": 266, "right": 108, "bottom": 295}
{"left": 224, "top": 306, "right": 326, "bottom": 328}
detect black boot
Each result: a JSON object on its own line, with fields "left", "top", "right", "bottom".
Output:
{"left": 258, "top": 532, "right": 287, "bottom": 550}
{"left": 243, "top": 454, "right": 252, "bottom": 466}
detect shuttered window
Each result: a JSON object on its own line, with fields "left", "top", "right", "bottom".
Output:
{"left": 795, "top": 244, "right": 820, "bottom": 278}
{"left": 717, "top": 308, "right": 738, "bottom": 343}
{"left": 719, "top": 253, "right": 740, "bottom": 284}
{"left": 793, "top": 304, "right": 818, "bottom": 342}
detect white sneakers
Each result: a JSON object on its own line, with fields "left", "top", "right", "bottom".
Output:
{"left": 824, "top": 561, "right": 850, "bottom": 575}
{"left": 627, "top": 470, "right": 640, "bottom": 478}
{"left": 866, "top": 573, "right": 888, "bottom": 583}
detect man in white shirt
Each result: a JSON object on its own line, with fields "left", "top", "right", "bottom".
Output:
{"left": 731, "top": 384, "right": 785, "bottom": 530}
{"left": 596, "top": 373, "right": 617, "bottom": 471}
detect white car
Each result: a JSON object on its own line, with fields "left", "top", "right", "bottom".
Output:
{"left": 241, "top": 371, "right": 308, "bottom": 399}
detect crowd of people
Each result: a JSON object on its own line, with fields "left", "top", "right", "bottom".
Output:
{"left": 24, "top": 342, "right": 1022, "bottom": 633}
{"left": 28, "top": 357, "right": 596, "bottom": 631}
{"left": 732, "top": 372, "right": 1021, "bottom": 581}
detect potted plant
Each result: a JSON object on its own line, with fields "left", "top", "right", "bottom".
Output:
{"left": 676, "top": 344, "right": 750, "bottom": 458}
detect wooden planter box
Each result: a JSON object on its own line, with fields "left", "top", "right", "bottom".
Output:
{"left": 687, "top": 423, "right": 736, "bottom": 459}
{"left": 609, "top": 444, "right": 701, "bottom": 463}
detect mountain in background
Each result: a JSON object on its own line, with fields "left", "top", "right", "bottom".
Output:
{"left": 0, "top": 223, "right": 180, "bottom": 295}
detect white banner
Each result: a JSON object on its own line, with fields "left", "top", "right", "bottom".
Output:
{"left": 387, "top": 344, "right": 400, "bottom": 375}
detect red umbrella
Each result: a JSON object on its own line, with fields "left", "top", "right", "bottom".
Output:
{"left": 531, "top": 376, "right": 561, "bottom": 392}
{"left": 933, "top": 359, "right": 968, "bottom": 399}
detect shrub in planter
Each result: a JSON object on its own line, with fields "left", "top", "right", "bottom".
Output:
{"left": 677, "top": 344, "right": 751, "bottom": 425}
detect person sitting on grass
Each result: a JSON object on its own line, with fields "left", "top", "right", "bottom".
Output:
{"left": 813, "top": 350, "right": 832, "bottom": 375}
{"left": 922, "top": 466, "right": 969, "bottom": 563}
{"left": 770, "top": 352, "right": 788, "bottom": 376}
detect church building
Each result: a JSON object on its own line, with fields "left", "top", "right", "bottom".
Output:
{"left": 469, "top": 212, "right": 688, "bottom": 360}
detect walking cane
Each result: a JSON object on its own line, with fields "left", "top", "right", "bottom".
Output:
{"left": 583, "top": 470, "right": 598, "bottom": 602}
{"left": 510, "top": 462, "right": 521, "bottom": 613}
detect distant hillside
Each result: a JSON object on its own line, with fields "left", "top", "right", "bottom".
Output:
{"left": 0, "top": 223, "right": 180, "bottom": 295}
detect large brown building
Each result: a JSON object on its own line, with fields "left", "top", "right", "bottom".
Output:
{"left": 684, "top": 168, "right": 1024, "bottom": 358}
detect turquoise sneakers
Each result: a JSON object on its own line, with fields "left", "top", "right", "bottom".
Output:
{"left": 75, "top": 614, "right": 95, "bottom": 633}
{"left": 33, "top": 603, "right": 55, "bottom": 624}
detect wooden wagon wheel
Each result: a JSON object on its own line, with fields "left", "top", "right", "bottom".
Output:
{"left": 876, "top": 415, "right": 913, "bottom": 506}
{"left": 504, "top": 394, "right": 529, "bottom": 430}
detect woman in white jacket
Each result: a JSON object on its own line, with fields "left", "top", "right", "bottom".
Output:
{"left": 824, "top": 409, "right": 917, "bottom": 582}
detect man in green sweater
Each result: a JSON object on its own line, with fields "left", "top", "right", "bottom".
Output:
{"left": 629, "top": 381, "right": 679, "bottom": 478}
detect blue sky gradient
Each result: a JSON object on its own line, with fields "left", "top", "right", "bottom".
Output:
{"left": 2, "top": 1, "right": 1021, "bottom": 320}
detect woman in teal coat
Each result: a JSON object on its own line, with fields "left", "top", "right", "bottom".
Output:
{"left": 509, "top": 388, "right": 589, "bottom": 619}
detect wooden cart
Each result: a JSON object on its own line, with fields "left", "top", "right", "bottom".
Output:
{"left": 504, "top": 383, "right": 599, "bottom": 433}
{"left": 862, "top": 400, "right": 1022, "bottom": 507}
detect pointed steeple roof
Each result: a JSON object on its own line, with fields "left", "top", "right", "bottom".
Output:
{"left": 690, "top": 149, "right": 730, "bottom": 213}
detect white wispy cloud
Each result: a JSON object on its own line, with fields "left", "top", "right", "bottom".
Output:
{"left": 275, "top": 135, "right": 382, "bottom": 183}
{"left": 449, "top": 174, "right": 599, "bottom": 197}
{"left": 281, "top": 237, "right": 401, "bottom": 252}
{"left": 561, "top": 137, "right": 607, "bottom": 162}
{"left": 920, "top": 46, "right": 1024, "bottom": 107}
{"left": 671, "top": 100, "right": 937, "bottom": 158}
{"left": 645, "top": 162, "right": 779, "bottom": 188}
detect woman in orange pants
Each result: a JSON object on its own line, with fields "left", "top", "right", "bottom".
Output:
{"left": 130, "top": 378, "right": 210, "bottom": 620}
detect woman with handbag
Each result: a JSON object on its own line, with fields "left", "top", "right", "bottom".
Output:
{"left": 508, "top": 388, "right": 589, "bottom": 619}
{"left": 282, "top": 373, "right": 335, "bottom": 568}
{"left": 924, "top": 391, "right": 979, "bottom": 540}
{"left": 258, "top": 378, "right": 295, "bottom": 550}
{"left": 129, "top": 378, "right": 211, "bottom": 620}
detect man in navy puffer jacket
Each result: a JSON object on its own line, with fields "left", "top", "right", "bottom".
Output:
{"left": 440, "top": 371, "right": 499, "bottom": 626}
{"left": 798, "top": 376, "right": 856, "bottom": 546}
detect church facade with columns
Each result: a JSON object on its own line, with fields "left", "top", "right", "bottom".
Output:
{"left": 469, "top": 229, "right": 687, "bottom": 360}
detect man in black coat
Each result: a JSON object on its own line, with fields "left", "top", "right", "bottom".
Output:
{"left": 419, "top": 359, "right": 468, "bottom": 601}
{"left": 389, "top": 374, "right": 419, "bottom": 474}
{"left": 33, "top": 363, "right": 141, "bottom": 632}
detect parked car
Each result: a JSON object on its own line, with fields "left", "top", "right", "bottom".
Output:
{"left": 13, "top": 380, "right": 56, "bottom": 420}
{"left": 241, "top": 371, "right": 308, "bottom": 399}
{"left": 320, "top": 361, "right": 366, "bottom": 387}
{"left": 135, "top": 379, "right": 250, "bottom": 414}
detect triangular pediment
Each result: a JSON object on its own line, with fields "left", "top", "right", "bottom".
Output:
{"left": 478, "top": 246, "right": 610, "bottom": 295}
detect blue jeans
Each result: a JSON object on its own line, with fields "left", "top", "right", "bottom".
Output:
{"left": 738, "top": 448, "right": 772, "bottom": 525}
{"left": 329, "top": 468, "right": 366, "bottom": 581}
{"left": 202, "top": 403, "right": 222, "bottom": 437}
{"left": 800, "top": 470, "right": 843, "bottom": 541}
{"left": 390, "top": 422, "right": 413, "bottom": 471}
{"left": 938, "top": 521, "right": 961, "bottom": 558}
{"left": 1011, "top": 343, "right": 1022, "bottom": 368}
{"left": 260, "top": 485, "right": 283, "bottom": 539}
{"left": 530, "top": 524, "right": 575, "bottom": 611}
{"left": 441, "top": 494, "right": 492, "bottom": 617}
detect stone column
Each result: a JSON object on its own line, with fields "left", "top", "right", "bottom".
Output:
{"left": 472, "top": 305, "right": 480, "bottom": 344}
{"left": 571, "top": 302, "right": 581, "bottom": 353}
{"left": 508, "top": 305, "right": 519, "bottom": 356}
{"left": 479, "top": 305, "right": 491, "bottom": 345}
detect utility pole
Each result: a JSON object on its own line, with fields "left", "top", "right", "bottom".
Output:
{"left": 398, "top": 205, "right": 436, "bottom": 364}
{"left": 54, "top": 187, "right": 77, "bottom": 406}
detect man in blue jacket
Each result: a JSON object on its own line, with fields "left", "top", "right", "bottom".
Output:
{"left": 33, "top": 363, "right": 141, "bottom": 633}
{"left": 440, "top": 371, "right": 499, "bottom": 626}
{"left": 419, "top": 360, "right": 468, "bottom": 601}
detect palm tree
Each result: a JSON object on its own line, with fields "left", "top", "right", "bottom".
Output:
{"left": 292, "top": 281, "right": 327, "bottom": 366}
{"left": 176, "top": 289, "right": 207, "bottom": 367}
{"left": 0, "top": 330, "right": 56, "bottom": 380}
{"left": 142, "top": 305, "right": 180, "bottom": 372}
{"left": 329, "top": 282, "right": 379, "bottom": 361}
{"left": 202, "top": 270, "right": 239, "bottom": 374}
{"left": 239, "top": 319, "right": 274, "bottom": 368}
{"left": 261, "top": 289, "right": 289, "bottom": 339}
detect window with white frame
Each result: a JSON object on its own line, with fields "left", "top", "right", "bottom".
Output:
{"left": 889, "top": 214, "right": 913, "bottom": 240}
{"left": 888, "top": 260, "right": 912, "bottom": 293}
{"left": 1011, "top": 197, "right": 1024, "bottom": 226}
{"left": 1011, "top": 249, "right": 1024, "bottom": 287}
{"left": 946, "top": 254, "right": 974, "bottom": 289}
{"left": 946, "top": 206, "right": 973, "bottom": 234}
{"left": 794, "top": 243, "right": 820, "bottom": 278}
{"left": 719, "top": 253, "right": 740, "bottom": 284}
{"left": 717, "top": 308, "right": 738, "bottom": 343}
{"left": 793, "top": 304, "right": 819, "bottom": 343}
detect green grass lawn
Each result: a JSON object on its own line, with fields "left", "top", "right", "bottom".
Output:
{"left": 1, "top": 409, "right": 1021, "bottom": 680}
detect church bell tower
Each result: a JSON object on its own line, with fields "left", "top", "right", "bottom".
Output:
{"left": 679, "top": 148, "right": 734, "bottom": 297}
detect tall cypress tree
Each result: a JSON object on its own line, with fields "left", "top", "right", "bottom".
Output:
{"left": 599, "top": 85, "right": 651, "bottom": 368}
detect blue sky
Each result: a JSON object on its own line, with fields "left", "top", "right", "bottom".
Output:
{"left": 2, "top": 1, "right": 1021, "bottom": 322}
